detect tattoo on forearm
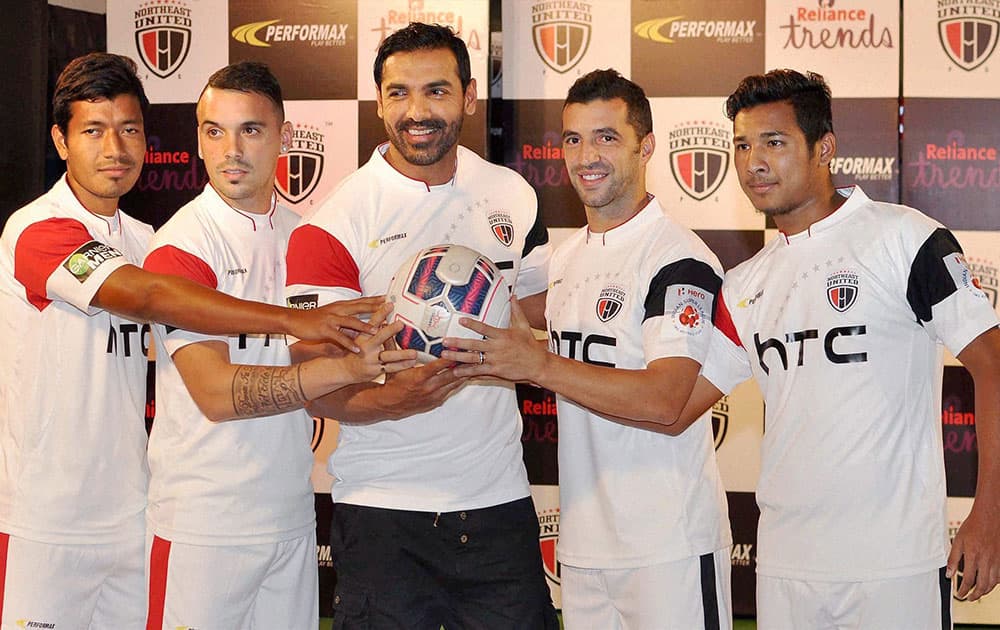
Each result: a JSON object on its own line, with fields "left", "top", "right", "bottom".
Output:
{"left": 231, "top": 364, "right": 307, "bottom": 417}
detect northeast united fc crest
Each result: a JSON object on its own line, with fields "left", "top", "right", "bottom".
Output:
{"left": 531, "top": 1, "right": 592, "bottom": 74}
{"left": 488, "top": 210, "right": 514, "bottom": 247}
{"left": 826, "top": 269, "right": 859, "bottom": 313}
{"left": 275, "top": 124, "right": 325, "bottom": 205}
{"left": 537, "top": 509, "right": 561, "bottom": 585}
{"left": 596, "top": 284, "right": 625, "bottom": 322}
{"left": 133, "top": 1, "right": 193, "bottom": 79}
{"left": 938, "top": 8, "right": 999, "bottom": 71}
{"left": 668, "top": 122, "right": 731, "bottom": 201}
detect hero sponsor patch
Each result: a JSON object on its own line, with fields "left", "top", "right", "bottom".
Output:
{"left": 63, "top": 240, "right": 124, "bottom": 283}
{"left": 944, "top": 253, "right": 988, "bottom": 300}
{"left": 665, "top": 283, "right": 713, "bottom": 335}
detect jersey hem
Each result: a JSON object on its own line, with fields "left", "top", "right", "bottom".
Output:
{"left": 331, "top": 486, "right": 531, "bottom": 513}
{"left": 755, "top": 553, "right": 946, "bottom": 582}
{"left": 147, "top": 518, "right": 315, "bottom": 547}
{"left": 558, "top": 536, "right": 733, "bottom": 570}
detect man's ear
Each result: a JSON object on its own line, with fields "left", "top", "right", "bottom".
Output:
{"left": 817, "top": 131, "right": 836, "bottom": 167}
{"left": 51, "top": 124, "right": 69, "bottom": 161}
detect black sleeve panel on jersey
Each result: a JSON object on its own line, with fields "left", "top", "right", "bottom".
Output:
{"left": 906, "top": 228, "right": 963, "bottom": 324}
{"left": 521, "top": 210, "right": 550, "bottom": 259}
{"left": 643, "top": 258, "right": 722, "bottom": 323}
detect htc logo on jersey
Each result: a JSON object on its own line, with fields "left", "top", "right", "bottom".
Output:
{"left": 549, "top": 330, "right": 616, "bottom": 367}
{"left": 754, "top": 325, "right": 867, "bottom": 374}
{"left": 106, "top": 322, "right": 151, "bottom": 357}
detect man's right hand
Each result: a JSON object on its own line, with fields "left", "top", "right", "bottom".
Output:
{"left": 285, "top": 296, "right": 387, "bottom": 350}
{"left": 378, "top": 358, "right": 467, "bottom": 419}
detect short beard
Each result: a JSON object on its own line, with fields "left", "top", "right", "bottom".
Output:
{"left": 387, "top": 118, "right": 464, "bottom": 166}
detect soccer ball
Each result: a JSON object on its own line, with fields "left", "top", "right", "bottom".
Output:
{"left": 386, "top": 244, "right": 511, "bottom": 363}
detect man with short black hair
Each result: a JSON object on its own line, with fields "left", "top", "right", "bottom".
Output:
{"left": 681, "top": 68, "right": 1000, "bottom": 629}
{"left": 142, "top": 62, "right": 414, "bottom": 629}
{"left": 444, "top": 68, "right": 733, "bottom": 630}
{"left": 285, "top": 23, "right": 558, "bottom": 629}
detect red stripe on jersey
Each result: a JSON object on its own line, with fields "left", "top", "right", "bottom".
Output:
{"left": 0, "top": 532, "right": 8, "bottom": 621}
{"left": 14, "top": 217, "right": 95, "bottom": 311}
{"left": 715, "top": 293, "right": 743, "bottom": 349}
{"left": 146, "top": 535, "right": 171, "bottom": 630}
{"left": 144, "top": 245, "right": 218, "bottom": 289}
{"left": 285, "top": 224, "right": 361, "bottom": 292}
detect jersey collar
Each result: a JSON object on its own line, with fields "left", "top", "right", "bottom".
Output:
{"left": 371, "top": 142, "right": 460, "bottom": 192}
{"left": 203, "top": 184, "right": 278, "bottom": 232}
{"left": 53, "top": 173, "right": 123, "bottom": 237}
{"left": 585, "top": 194, "right": 660, "bottom": 246}
{"left": 780, "top": 185, "right": 867, "bottom": 245}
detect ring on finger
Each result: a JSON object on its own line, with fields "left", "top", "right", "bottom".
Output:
{"left": 479, "top": 350, "right": 486, "bottom": 365}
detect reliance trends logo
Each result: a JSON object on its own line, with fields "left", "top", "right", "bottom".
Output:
{"left": 668, "top": 121, "right": 731, "bottom": 201}
{"left": 634, "top": 16, "right": 757, "bottom": 45}
{"left": 777, "top": 1, "right": 893, "bottom": 50}
{"left": 910, "top": 130, "right": 1000, "bottom": 191}
{"left": 276, "top": 124, "right": 325, "bottom": 205}
{"left": 133, "top": 0, "right": 192, "bottom": 78}
{"left": 938, "top": 0, "right": 1000, "bottom": 70}
{"left": 232, "top": 20, "right": 348, "bottom": 47}
{"left": 371, "top": 5, "right": 481, "bottom": 52}
{"left": 531, "top": 1, "right": 593, "bottom": 74}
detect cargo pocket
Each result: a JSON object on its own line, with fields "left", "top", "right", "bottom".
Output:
{"left": 331, "top": 587, "right": 370, "bottom": 630}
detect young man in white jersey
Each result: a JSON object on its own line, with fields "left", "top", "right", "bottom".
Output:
{"left": 140, "top": 62, "right": 415, "bottom": 629}
{"left": 0, "top": 53, "right": 386, "bottom": 629}
{"left": 284, "top": 23, "right": 558, "bottom": 629}
{"left": 442, "top": 69, "right": 733, "bottom": 630}
{"left": 677, "top": 69, "right": 1000, "bottom": 629}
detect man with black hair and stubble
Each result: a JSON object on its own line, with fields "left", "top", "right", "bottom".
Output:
{"left": 674, "top": 69, "right": 1000, "bottom": 629}
{"left": 141, "top": 61, "right": 415, "bottom": 629}
{"left": 284, "top": 22, "right": 558, "bottom": 629}
{"left": 443, "top": 69, "right": 733, "bottom": 630}
{"left": 0, "top": 53, "right": 385, "bottom": 628}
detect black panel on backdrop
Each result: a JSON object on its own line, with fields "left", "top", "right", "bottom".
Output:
{"left": 518, "top": 383, "right": 559, "bottom": 486}
{"left": 942, "top": 365, "right": 978, "bottom": 498}
{"left": 901, "top": 98, "right": 1000, "bottom": 231}
{"left": 695, "top": 229, "right": 764, "bottom": 272}
{"left": 830, "top": 98, "right": 900, "bottom": 204}
{"left": 630, "top": 0, "right": 765, "bottom": 98}
{"left": 356, "top": 100, "right": 487, "bottom": 170}
{"left": 229, "top": 0, "right": 358, "bottom": 100}
{"left": 496, "top": 99, "right": 585, "bottom": 228}
{"left": 727, "top": 490, "right": 760, "bottom": 618}
{"left": 315, "top": 493, "right": 336, "bottom": 618}
{"left": 120, "top": 103, "right": 203, "bottom": 230}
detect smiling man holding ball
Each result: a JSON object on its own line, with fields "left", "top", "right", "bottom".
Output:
{"left": 283, "top": 22, "right": 557, "bottom": 629}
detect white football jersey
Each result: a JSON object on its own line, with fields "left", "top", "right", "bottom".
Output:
{"left": 285, "top": 144, "right": 551, "bottom": 512}
{"left": 703, "top": 186, "right": 999, "bottom": 581}
{"left": 143, "top": 186, "right": 314, "bottom": 545}
{"left": 547, "top": 198, "right": 731, "bottom": 569}
{"left": 0, "top": 175, "right": 152, "bottom": 544}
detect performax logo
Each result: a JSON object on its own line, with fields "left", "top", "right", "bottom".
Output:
{"left": 232, "top": 19, "right": 348, "bottom": 47}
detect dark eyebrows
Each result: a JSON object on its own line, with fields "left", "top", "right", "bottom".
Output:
{"left": 733, "top": 130, "right": 784, "bottom": 143}
{"left": 199, "top": 119, "right": 269, "bottom": 129}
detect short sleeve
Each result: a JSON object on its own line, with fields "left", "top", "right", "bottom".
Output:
{"left": 700, "top": 293, "right": 753, "bottom": 395}
{"left": 640, "top": 257, "right": 722, "bottom": 365}
{"left": 15, "top": 217, "right": 130, "bottom": 313}
{"left": 906, "top": 228, "right": 999, "bottom": 354}
{"left": 144, "top": 244, "right": 225, "bottom": 353}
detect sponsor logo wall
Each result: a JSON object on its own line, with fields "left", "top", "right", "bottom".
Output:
{"left": 102, "top": 0, "right": 1000, "bottom": 622}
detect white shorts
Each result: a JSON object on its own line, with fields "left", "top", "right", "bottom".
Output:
{"left": 0, "top": 527, "right": 145, "bottom": 629}
{"left": 561, "top": 547, "right": 732, "bottom": 630}
{"left": 757, "top": 567, "right": 952, "bottom": 630}
{"left": 145, "top": 530, "right": 318, "bottom": 630}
